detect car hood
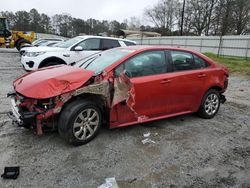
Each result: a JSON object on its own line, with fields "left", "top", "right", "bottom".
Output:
{"left": 25, "top": 46, "right": 66, "bottom": 52}
{"left": 13, "top": 65, "right": 94, "bottom": 99}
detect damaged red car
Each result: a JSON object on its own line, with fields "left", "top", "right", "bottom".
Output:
{"left": 8, "top": 46, "right": 229, "bottom": 145}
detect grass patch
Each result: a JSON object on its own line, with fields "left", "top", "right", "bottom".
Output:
{"left": 204, "top": 52, "right": 250, "bottom": 76}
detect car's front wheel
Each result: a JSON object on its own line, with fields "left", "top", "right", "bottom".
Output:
{"left": 198, "top": 89, "right": 221, "bottom": 119}
{"left": 44, "top": 62, "right": 59, "bottom": 67}
{"left": 58, "top": 100, "right": 102, "bottom": 146}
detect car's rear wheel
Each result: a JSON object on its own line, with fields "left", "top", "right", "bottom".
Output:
{"left": 198, "top": 89, "right": 220, "bottom": 119}
{"left": 58, "top": 100, "right": 102, "bottom": 146}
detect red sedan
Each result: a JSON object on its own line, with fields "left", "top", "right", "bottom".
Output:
{"left": 8, "top": 46, "right": 229, "bottom": 145}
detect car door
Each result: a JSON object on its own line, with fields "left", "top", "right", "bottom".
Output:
{"left": 113, "top": 50, "right": 171, "bottom": 123}
{"left": 165, "top": 50, "right": 209, "bottom": 114}
{"left": 69, "top": 38, "right": 101, "bottom": 63}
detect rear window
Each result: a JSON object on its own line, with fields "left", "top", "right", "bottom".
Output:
{"left": 101, "top": 39, "right": 120, "bottom": 50}
{"left": 123, "top": 41, "right": 136, "bottom": 46}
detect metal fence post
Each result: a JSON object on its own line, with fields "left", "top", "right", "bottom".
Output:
{"left": 217, "top": 35, "right": 223, "bottom": 57}
{"left": 245, "top": 37, "right": 250, "bottom": 60}
{"left": 200, "top": 38, "right": 203, "bottom": 52}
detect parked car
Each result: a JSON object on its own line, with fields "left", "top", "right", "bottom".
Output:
{"left": 19, "top": 38, "right": 65, "bottom": 55}
{"left": 8, "top": 46, "right": 229, "bottom": 145}
{"left": 20, "top": 36, "right": 136, "bottom": 71}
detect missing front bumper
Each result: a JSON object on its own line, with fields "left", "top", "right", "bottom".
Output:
{"left": 8, "top": 96, "right": 38, "bottom": 127}
{"left": 8, "top": 96, "right": 23, "bottom": 125}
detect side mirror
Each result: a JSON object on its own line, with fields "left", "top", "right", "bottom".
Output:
{"left": 74, "top": 46, "right": 83, "bottom": 51}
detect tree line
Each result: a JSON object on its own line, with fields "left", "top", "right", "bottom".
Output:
{"left": 1, "top": 0, "right": 250, "bottom": 37}
{"left": 0, "top": 9, "right": 131, "bottom": 37}
{"left": 145, "top": 0, "right": 250, "bottom": 36}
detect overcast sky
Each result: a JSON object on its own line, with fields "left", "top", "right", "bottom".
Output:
{"left": 1, "top": 0, "right": 157, "bottom": 23}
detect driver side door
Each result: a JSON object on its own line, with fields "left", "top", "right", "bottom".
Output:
{"left": 112, "top": 50, "right": 172, "bottom": 125}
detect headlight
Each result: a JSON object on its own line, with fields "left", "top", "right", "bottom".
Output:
{"left": 26, "top": 52, "right": 46, "bottom": 57}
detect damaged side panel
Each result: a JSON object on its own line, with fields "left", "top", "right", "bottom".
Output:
{"left": 109, "top": 73, "right": 149, "bottom": 128}
{"left": 10, "top": 72, "right": 147, "bottom": 135}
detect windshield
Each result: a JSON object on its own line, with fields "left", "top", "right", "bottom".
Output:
{"left": 75, "top": 48, "right": 134, "bottom": 74}
{"left": 55, "top": 37, "right": 83, "bottom": 48}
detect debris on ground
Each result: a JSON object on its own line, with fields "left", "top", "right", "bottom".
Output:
{"left": 98, "top": 177, "right": 119, "bottom": 188}
{"left": 142, "top": 138, "right": 156, "bottom": 144}
{"left": 143, "top": 132, "right": 150, "bottom": 138}
{"left": 1, "top": 166, "right": 20, "bottom": 179}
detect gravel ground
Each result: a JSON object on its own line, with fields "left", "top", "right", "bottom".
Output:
{"left": 0, "top": 51, "right": 249, "bottom": 188}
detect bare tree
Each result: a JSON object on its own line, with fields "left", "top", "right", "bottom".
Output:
{"left": 188, "top": 0, "right": 213, "bottom": 35}
{"left": 232, "top": 0, "right": 250, "bottom": 34}
{"left": 205, "top": 0, "right": 218, "bottom": 35}
{"left": 144, "top": 0, "right": 180, "bottom": 34}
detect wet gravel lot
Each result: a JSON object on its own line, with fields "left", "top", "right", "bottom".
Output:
{"left": 0, "top": 50, "right": 249, "bottom": 188}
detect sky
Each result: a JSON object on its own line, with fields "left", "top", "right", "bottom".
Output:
{"left": 1, "top": 0, "right": 158, "bottom": 23}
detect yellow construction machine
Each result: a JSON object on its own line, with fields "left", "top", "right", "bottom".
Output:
{"left": 0, "top": 17, "right": 35, "bottom": 50}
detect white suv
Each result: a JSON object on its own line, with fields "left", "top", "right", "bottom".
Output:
{"left": 21, "top": 36, "right": 136, "bottom": 71}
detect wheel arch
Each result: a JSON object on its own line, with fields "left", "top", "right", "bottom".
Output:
{"left": 39, "top": 57, "right": 67, "bottom": 68}
{"left": 207, "top": 85, "right": 223, "bottom": 93}
{"left": 196, "top": 85, "right": 223, "bottom": 111}
{"left": 60, "top": 93, "right": 109, "bottom": 125}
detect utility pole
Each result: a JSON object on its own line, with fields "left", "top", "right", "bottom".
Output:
{"left": 180, "top": 0, "right": 186, "bottom": 36}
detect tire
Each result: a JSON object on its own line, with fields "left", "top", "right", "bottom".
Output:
{"left": 58, "top": 99, "right": 102, "bottom": 146}
{"left": 43, "top": 62, "right": 60, "bottom": 67}
{"left": 15, "top": 39, "right": 31, "bottom": 51}
{"left": 198, "top": 89, "right": 221, "bottom": 119}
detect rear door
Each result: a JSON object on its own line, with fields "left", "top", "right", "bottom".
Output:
{"left": 165, "top": 50, "right": 210, "bottom": 114}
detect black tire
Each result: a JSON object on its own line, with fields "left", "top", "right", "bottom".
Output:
{"left": 15, "top": 39, "right": 31, "bottom": 51}
{"left": 43, "top": 62, "right": 60, "bottom": 67}
{"left": 58, "top": 99, "right": 102, "bottom": 146}
{"left": 198, "top": 89, "right": 221, "bottom": 119}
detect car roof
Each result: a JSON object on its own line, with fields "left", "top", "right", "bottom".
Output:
{"left": 117, "top": 45, "right": 202, "bottom": 54}
{"left": 76, "top": 35, "right": 136, "bottom": 43}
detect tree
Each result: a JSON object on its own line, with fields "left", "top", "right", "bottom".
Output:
{"left": 40, "top": 13, "right": 51, "bottom": 33}
{"left": 29, "top": 8, "right": 41, "bottom": 32}
{"left": 219, "top": 0, "right": 234, "bottom": 35}
{"left": 14, "top": 11, "right": 30, "bottom": 31}
{"left": 144, "top": 0, "right": 180, "bottom": 35}
{"left": 188, "top": 0, "right": 216, "bottom": 35}
{"left": 232, "top": 0, "right": 250, "bottom": 34}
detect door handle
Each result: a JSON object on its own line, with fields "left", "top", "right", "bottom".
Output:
{"left": 197, "top": 73, "right": 206, "bottom": 78}
{"left": 160, "top": 79, "right": 171, "bottom": 84}
{"left": 63, "top": 54, "right": 70, "bottom": 57}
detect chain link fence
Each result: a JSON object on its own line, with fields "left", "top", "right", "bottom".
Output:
{"left": 130, "top": 35, "right": 250, "bottom": 59}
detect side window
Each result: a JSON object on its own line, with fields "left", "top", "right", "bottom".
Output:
{"left": 102, "top": 39, "right": 120, "bottom": 50}
{"left": 170, "top": 51, "right": 194, "bottom": 71}
{"left": 170, "top": 51, "right": 209, "bottom": 71}
{"left": 78, "top": 38, "right": 101, "bottom": 50}
{"left": 123, "top": 41, "right": 136, "bottom": 46}
{"left": 115, "top": 51, "right": 167, "bottom": 78}
{"left": 193, "top": 54, "right": 209, "bottom": 69}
